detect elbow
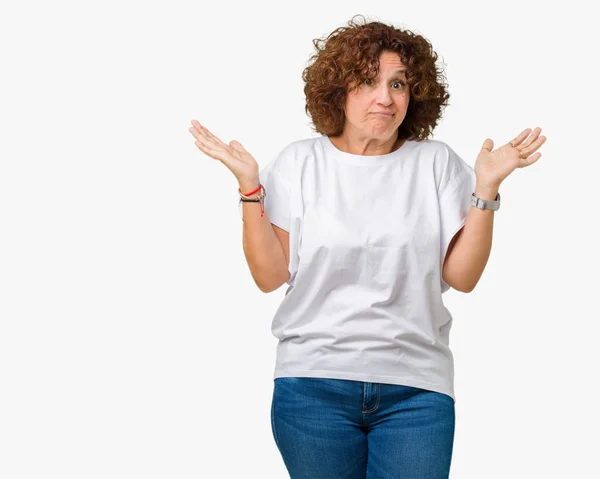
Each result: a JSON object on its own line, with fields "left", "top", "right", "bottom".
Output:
{"left": 455, "top": 280, "right": 477, "bottom": 294}
{"left": 444, "top": 268, "right": 480, "bottom": 293}
{"left": 258, "top": 282, "right": 276, "bottom": 294}
{"left": 252, "top": 275, "right": 275, "bottom": 294}
{"left": 258, "top": 271, "right": 291, "bottom": 294}
{"left": 446, "top": 276, "right": 477, "bottom": 293}
{"left": 257, "top": 278, "right": 276, "bottom": 293}
{"left": 448, "top": 284, "right": 469, "bottom": 293}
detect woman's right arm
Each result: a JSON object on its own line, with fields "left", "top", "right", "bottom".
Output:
{"left": 239, "top": 178, "right": 290, "bottom": 293}
{"left": 187, "top": 119, "right": 290, "bottom": 293}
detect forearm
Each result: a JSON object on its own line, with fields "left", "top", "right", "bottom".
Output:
{"left": 444, "top": 182, "right": 499, "bottom": 292}
{"left": 239, "top": 180, "right": 289, "bottom": 293}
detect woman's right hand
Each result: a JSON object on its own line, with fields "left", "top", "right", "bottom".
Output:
{"left": 188, "top": 119, "right": 260, "bottom": 189}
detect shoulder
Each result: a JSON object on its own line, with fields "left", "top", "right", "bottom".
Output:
{"left": 416, "top": 138, "right": 470, "bottom": 168}
{"left": 267, "top": 136, "right": 323, "bottom": 171}
{"left": 279, "top": 136, "right": 323, "bottom": 157}
{"left": 259, "top": 136, "right": 322, "bottom": 185}
{"left": 411, "top": 138, "right": 457, "bottom": 160}
{"left": 409, "top": 138, "right": 474, "bottom": 190}
{"left": 404, "top": 138, "right": 458, "bottom": 170}
{"left": 402, "top": 138, "right": 460, "bottom": 171}
{"left": 431, "top": 140, "right": 475, "bottom": 191}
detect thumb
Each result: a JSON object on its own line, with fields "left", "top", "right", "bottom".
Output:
{"left": 229, "top": 140, "right": 245, "bottom": 151}
{"left": 481, "top": 138, "right": 494, "bottom": 152}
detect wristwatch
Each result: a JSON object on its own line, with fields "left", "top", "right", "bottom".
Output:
{"left": 470, "top": 192, "right": 501, "bottom": 211}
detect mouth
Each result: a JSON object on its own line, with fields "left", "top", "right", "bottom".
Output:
{"left": 371, "top": 112, "right": 394, "bottom": 117}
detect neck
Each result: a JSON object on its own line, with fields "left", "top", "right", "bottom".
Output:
{"left": 330, "top": 131, "right": 404, "bottom": 156}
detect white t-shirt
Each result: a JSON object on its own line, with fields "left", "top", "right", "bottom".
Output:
{"left": 258, "top": 134, "right": 476, "bottom": 402}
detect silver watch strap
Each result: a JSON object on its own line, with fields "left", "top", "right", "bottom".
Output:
{"left": 470, "top": 192, "right": 501, "bottom": 211}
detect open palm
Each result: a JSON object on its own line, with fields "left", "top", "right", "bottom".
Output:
{"left": 188, "top": 119, "right": 259, "bottom": 185}
{"left": 475, "top": 127, "right": 547, "bottom": 187}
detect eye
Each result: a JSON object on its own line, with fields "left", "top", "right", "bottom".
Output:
{"left": 392, "top": 81, "right": 406, "bottom": 89}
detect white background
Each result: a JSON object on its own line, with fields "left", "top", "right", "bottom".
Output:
{"left": 1, "top": 0, "right": 598, "bottom": 477}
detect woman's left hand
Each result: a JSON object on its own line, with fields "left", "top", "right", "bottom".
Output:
{"left": 475, "top": 127, "right": 547, "bottom": 189}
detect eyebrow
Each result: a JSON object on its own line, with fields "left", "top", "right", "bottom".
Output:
{"left": 375, "top": 69, "right": 407, "bottom": 80}
{"left": 364, "top": 69, "right": 408, "bottom": 82}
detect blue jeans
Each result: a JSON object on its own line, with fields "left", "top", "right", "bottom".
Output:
{"left": 270, "top": 377, "right": 455, "bottom": 478}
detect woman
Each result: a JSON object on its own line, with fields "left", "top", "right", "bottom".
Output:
{"left": 188, "top": 15, "right": 546, "bottom": 479}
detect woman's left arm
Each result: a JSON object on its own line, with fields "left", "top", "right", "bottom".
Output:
{"left": 442, "top": 127, "right": 547, "bottom": 293}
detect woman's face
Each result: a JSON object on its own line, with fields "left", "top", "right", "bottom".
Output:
{"left": 343, "top": 51, "right": 410, "bottom": 142}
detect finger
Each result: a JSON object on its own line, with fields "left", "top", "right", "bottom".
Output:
{"left": 195, "top": 122, "right": 229, "bottom": 149}
{"left": 189, "top": 120, "right": 229, "bottom": 151}
{"left": 519, "top": 127, "right": 542, "bottom": 149}
{"left": 194, "top": 137, "right": 223, "bottom": 161}
{"left": 518, "top": 135, "right": 547, "bottom": 158}
{"left": 510, "top": 128, "right": 532, "bottom": 147}
{"left": 188, "top": 125, "right": 202, "bottom": 142}
{"left": 189, "top": 122, "right": 218, "bottom": 145}
{"left": 230, "top": 140, "right": 247, "bottom": 152}
{"left": 481, "top": 138, "right": 494, "bottom": 151}
{"left": 189, "top": 121, "right": 207, "bottom": 142}
{"left": 519, "top": 151, "right": 542, "bottom": 168}
{"left": 190, "top": 125, "right": 232, "bottom": 157}
{"left": 190, "top": 120, "right": 208, "bottom": 141}
{"left": 193, "top": 131, "right": 228, "bottom": 161}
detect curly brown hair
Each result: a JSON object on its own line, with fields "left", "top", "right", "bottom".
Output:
{"left": 302, "top": 15, "right": 450, "bottom": 141}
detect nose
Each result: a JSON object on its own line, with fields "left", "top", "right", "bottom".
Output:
{"left": 375, "top": 83, "right": 393, "bottom": 106}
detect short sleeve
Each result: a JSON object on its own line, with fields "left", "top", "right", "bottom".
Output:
{"left": 258, "top": 158, "right": 292, "bottom": 233}
{"left": 438, "top": 144, "right": 476, "bottom": 293}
